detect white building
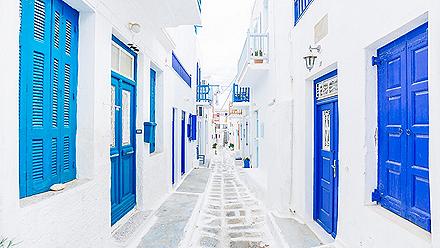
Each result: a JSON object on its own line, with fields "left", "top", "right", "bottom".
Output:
{"left": 0, "top": 0, "right": 202, "bottom": 246}
{"left": 233, "top": 0, "right": 440, "bottom": 247}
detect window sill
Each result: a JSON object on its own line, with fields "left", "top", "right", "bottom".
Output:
{"left": 366, "top": 205, "right": 431, "bottom": 241}
{"left": 20, "top": 179, "right": 91, "bottom": 208}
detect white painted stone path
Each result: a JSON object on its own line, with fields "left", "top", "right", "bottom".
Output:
{"left": 187, "top": 148, "right": 274, "bottom": 248}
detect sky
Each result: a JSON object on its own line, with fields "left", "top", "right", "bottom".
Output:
{"left": 198, "top": 0, "right": 255, "bottom": 86}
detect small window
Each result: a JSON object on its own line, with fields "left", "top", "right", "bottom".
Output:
{"left": 112, "top": 42, "right": 135, "bottom": 80}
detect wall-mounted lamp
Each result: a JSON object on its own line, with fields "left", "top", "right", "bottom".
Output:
{"left": 128, "top": 22, "right": 141, "bottom": 53}
{"left": 303, "top": 45, "right": 321, "bottom": 71}
{"left": 128, "top": 22, "right": 141, "bottom": 34}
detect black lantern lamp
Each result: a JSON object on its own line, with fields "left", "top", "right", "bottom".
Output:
{"left": 303, "top": 45, "right": 321, "bottom": 71}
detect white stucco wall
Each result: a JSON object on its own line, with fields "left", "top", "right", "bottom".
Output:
{"left": 238, "top": 0, "right": 438, "bottom": 247}
{"left": 0, "top": 0, "right": 201, "bottom": 246}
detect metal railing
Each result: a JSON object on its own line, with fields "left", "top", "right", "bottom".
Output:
{"left": 197, "top": 0, "right": 202, "bottom": 13}
{"left": 196, "top": 84, "right": 212, "bottom": 102}
{"left": 237, "top": 32, "right": 269, "bottom": 79}
{"left": 294, "top": 0, "right": 314, "bottom": 25}
{"left": 232, "top": 84, "right": 250, "bottom": 103}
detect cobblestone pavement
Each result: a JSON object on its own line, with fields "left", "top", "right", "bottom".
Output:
{"left": 188, "top": 149, "right": 273, "bottom": 248}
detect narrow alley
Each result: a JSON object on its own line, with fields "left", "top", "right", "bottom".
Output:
{"left": 1, "top": 0, "right": 439, "bottom": 247}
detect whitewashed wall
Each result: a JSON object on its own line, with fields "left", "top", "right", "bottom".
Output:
{"left": 239, "top": 0, "right": 439, "bottom": 247}
{"left": 0, "top": 0, "right": 200, "bottom": 246}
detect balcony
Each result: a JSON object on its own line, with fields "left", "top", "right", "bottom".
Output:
{"left": 197, "top": 85, "right": 212, "bottom": 104}
{"left": 232, "top": 84, "right": 250, "bottom": 104}
{"left": 236, "top": 32, "right": 269, "bottom": 86}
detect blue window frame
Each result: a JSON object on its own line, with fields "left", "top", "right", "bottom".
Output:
{"left": 19, "top": 0, "right": 79, "bottom": 197}
{"left": 294, "top": 0, "right": 314, "bottom": 25}
{"left": 374, "top": 23, "right": 430, "bottom": 231}
{"left": 188, "top": 114, "right": 197, "bottom": 141}
{"left": 172, "top": 52, "right": 191, "bottom": 87}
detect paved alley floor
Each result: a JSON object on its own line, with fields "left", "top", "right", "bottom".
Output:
{"left": 187, "top": 149, "right": 273, "bottom": 248}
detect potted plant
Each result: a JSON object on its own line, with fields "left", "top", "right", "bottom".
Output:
{"left": 243, "top": 157, "right": 251, "bottom": 168}
{"left": 253, "top": 50, "right": 264, "bottom": 64}
{"left": 229, "top": 143, "right": 235, "bottom": 151}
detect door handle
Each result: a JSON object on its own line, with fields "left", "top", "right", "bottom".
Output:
{"left": 123, "top": 150, "right": 134, "bottom": 156}
{"left": 114, "top": 105, "right": 121, "bottom": 111}
{"left": 398, "top": 128, "right": 403, "bottom": 136}
{"left": 331, "top": 160, "right": 337, "bottom": 178}
{"left": 110, "top": 153, "right": 119, "bottom": 158}
{"left": 406, "top": 129, "right": 412, "bottom": 136}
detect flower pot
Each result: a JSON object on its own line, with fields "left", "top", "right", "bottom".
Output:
{"left": 254, "top": 59, "right": 264, "bottom": 64}
{"left": 243, "top": 160, "right": 251, "bottom": 168}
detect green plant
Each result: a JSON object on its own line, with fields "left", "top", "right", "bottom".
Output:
{"left": 212, "top": 143, "right": 217, "bottom": 149}
{"left": 229, "top": 143, "right": 234, "bottom": 149}
{"left": 0, "top": 238, "right": 17, "bottom": 248}
{"left": 253, "top": 50, "right": 263, "bottom": 57}
{"left": 244, "top": 157, "right": 250, "bottom": 161}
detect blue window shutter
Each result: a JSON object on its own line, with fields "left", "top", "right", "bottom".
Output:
{"left": 376, "top": 23, "right": 430, "bottom": 231}
{"left": 191, "top": 114, "right": 197, "bottom": 140}
{"left": 149, "top": 69, "right": 156, "bottom": 153}
{"left": 19, "top": 0, "right": 78, "bottom": 197}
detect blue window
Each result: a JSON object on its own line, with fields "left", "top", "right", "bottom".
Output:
{"left": 374, "top": 23, "right": 430, "bottom": 231}
{"left": 19, "top": 0, "right": 79, "bottom": 197}
{"left": 294, "top": 0, "right": 314, "bottom": 25}
{"left": 172, "top": 52, "right": 191, "bottom": 87}
{"left": 149, "top": 69, "right": 157, "bottom": 153}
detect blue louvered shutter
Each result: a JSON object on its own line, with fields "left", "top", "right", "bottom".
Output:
{"left": 191, "top": 114, "right": 197, "bottom": 141}
{"left": 54, "top": 0, "right": 79, "bottom": 183}
{"left": 19, "top": 0, "right": 78, "bottom": 197}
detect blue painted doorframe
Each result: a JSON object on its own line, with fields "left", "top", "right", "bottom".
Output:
{"left": 375, "top": 23, "right": 430, "bottom": 231}
{"left": 181, "top": 111, "right": 186, "bottom": 175}
{"left": 172, "top": 108, "right": 176, "bottom": 184}
{"left": 110, "top": 36, "right": 137, "bottom": 225}
{"left": 314, "top": 70, "right": 339, "bottom": 237}
{"left": 149, "top": 69, "right": 156, "bottom": 153}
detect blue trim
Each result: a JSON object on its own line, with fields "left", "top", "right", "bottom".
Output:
{"left": 181, "top": 111, "right": 186, "bottom": 175}
{"left": 172, "top": 52, "right": 192, "bottom": 87}
{"left": 172, "top": 108, "right": 176, "bottom": 184}
{"left": 294, "top": 0, "right": 315, "bottom": 26}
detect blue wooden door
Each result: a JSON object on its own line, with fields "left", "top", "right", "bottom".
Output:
{"left": 314, "top": 71, "right": 339, "bottom": 237}
{"left": 110, "top": 37, "right": 137, "bottom": 225}
{"left": 181, "top": 111, "right": 186, "bottom": 175}
{"left": 376, "top": 23, "right": 430, "bottom": 231}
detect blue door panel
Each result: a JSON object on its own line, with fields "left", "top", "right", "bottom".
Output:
{"left": 377, "top": 23, "right": 430, "bottom": 231}
{"left": 314, "top": 70, "right": 338, "bottom": 237}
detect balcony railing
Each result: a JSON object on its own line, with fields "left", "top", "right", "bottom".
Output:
{"left": 237, "top": 32, "right": 269, "bottom": 78}
{"left": 294, "top": 0, "right": 314, "bottom": 25}
{"left": 233, "top": 84, "right": 250, "bottom": 103}
{"left": 197, "top": 0, "right": 202, "bottom": 13}
{"left": 197, "top": 85, "right": 212, "bottom": 102}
